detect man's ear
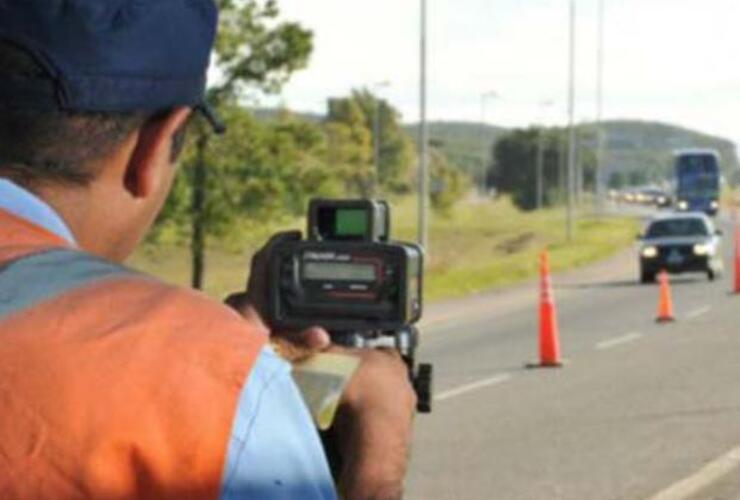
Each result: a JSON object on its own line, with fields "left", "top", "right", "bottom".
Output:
{"left": 123, "top": 107, "right": 191, "bottom": 199}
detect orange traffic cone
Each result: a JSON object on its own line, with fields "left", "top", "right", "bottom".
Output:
{"left": 534, "top": 251, "right": 563, "bottom": 368}
{"left": 656, "top": 270, "right": 675, "bottom": 323}
{"left": 734, "top": 228, "right": 740, "bottom": 294}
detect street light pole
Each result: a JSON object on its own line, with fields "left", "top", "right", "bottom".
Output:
{"left": 536, "top": 100, "right": 554, "bottom": 210}
{"left": 372, "top": 81, "right": 391, "bottom": 196}
{"left": 418, "top": 0, "right": 429, "bottom": 251}
{"left": 480, "top": 91, "right": 499, "bottom": 197}
{"left": 566, "top": 0, "right": 577, "bottom": 241}
{"left": 595, "top": 0, "right": 607, "bottom": 212}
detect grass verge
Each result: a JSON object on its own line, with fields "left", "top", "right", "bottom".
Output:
{"left": 129, "top": 197, "right": 640, "bottom": 303}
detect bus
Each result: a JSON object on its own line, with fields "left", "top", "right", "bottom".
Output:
{"left": 674, "top": 149, "right": 721, "bottom": 216}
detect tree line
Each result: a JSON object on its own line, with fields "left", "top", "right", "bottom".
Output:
{"left": 488, "top": 126, "right": 597, "bottom": 211}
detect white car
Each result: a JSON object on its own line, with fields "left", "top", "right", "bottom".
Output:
{"left": 638, "top": 213, "right": 724, "bottom": 283}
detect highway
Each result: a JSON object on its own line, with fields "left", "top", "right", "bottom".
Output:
{"left": 407, "top": 211, "right": 740, "bottom": 500}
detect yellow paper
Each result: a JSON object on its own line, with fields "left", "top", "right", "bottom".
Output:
{"left": 292, "top": 353, "right": 360, "bottom": 430}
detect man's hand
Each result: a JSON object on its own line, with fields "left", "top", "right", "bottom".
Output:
{"left": 225, "top": 291, "right": 330, "bottom": 362}
{"left": 329, "top": 347, "right": 417, "bottom": 500}
{"left": 226, "top": 230, "right": 333, "bottom": 362}
{"left": 228, "top": 232, "right": 417, "bottom": 499}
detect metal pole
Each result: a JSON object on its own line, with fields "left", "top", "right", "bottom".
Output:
{"left": 536, "top": 100, "right": 553, "bottom": 210}
{"left": 480, "top": 96, "right": 486, "bottom": 197}
{"left": 479, "top": 91, "right": 498, "bottom": 197}
{"left": 536, "top": 129, "right": 546, "bottom": 209}
{"left": 595, "top": 0, "right": 607, "bottom": 212}
{"left": 418, "top": 0, "right": 429, "bottom": 251}
{"left": 372, "top": 81, "right": 390, "bottom": 196}
{"left": 373, "top": 102, "right": 381, "bottom": 195}
{"left": 566, "top": 0, "right": 577, "bottom": 241}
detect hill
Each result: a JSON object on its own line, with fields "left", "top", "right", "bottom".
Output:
{"left": 405, "top": 119, "right": 738, "bottom": 184}
{"left": 251, "top": 108, "right": 738, "bottom": 184}
{"left": 404, "top": 121, "right": 508, "bottom": 176}
{"left": 598, "top": 120, "right": 739, "bottom": 183}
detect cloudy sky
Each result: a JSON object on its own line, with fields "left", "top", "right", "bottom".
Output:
{"left": 260, "top": 0, "right": 740, "bottom": 145}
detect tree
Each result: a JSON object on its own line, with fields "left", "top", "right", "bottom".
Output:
{"left": 187, "top": 0, "right": 313, "bottom": 289}
{"left": 352, "top": 89, "right": 415, "bottom": 194}
{"left": 325, "top": 97, "right": 374, "bottom": 197}
{"left": 490, "top": 127, "right": 567, "bottom": 211}
{"left": 429, "top": 147, "right": 469, "bottom": 214}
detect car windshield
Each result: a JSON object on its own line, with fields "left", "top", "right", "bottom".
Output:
{"left": 646, "top": 218, "right": 709, "bottom": 238}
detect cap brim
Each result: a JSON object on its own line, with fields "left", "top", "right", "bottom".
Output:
{"left": 195, "top": 101, "right": 226, "bottom": 135}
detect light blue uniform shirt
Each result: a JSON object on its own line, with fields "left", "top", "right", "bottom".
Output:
{"left": 0, "top": 179, "right": 337, "bottom": 499}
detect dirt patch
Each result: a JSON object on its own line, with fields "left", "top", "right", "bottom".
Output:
{"left": 496, "top": 232, "right": 536, "bottom": 254}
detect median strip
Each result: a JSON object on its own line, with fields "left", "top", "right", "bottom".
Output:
{"left": 435, "top": 374, "right": 513, "bottom": 402}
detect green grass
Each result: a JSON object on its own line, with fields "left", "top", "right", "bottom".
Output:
{"left": 128, "top": 197, "right": 639, "bottom": 303}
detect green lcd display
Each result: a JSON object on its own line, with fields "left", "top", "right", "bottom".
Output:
{"left": 335, "top": 209, "right": 368, "bottom": 236}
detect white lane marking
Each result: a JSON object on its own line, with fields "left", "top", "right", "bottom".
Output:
{"left": 645, "top": 445, "right": 740, "bottom": 500}
{"left": 596, "top": 332, "right": 643, "bottom": 351}
{"left": 435, "top": 374, "right": 513, "bottom": 402}
{"left": 686, "top": 305, "right": 712, "bottom": 320}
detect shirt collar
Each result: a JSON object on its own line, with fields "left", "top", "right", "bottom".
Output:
{"left": 0, "top": 179, "right": 77, "bottom": 245}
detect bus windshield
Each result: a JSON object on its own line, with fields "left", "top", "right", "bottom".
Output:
{"left": 676, "top": 153, "right": 720, "bottom": 198}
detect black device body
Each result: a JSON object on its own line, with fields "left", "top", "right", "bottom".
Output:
{"left": 266, "top": 199, "right": 433, "bottom": 414}
{"left": 268, "top": 241, "right": 422, "bottom": 332}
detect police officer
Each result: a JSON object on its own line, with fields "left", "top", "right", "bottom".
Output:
{"left": 0, "top": 1, "right": 416, "bottom": 499}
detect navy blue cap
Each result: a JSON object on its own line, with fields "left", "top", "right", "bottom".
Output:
{"left": 0, "top": 0, "right": 225, "bottom": 133}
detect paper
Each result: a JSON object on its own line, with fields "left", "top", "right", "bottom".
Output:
{"left": 292, "top": 353, "right": 360, "bottom": 430}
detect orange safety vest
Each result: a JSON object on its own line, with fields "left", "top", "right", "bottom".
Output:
{"left": 0, "top": 209, "right": 267, "bottom": 499}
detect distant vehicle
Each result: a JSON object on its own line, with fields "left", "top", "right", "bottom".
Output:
{"left": 622, "top": 189, "right": 638, "bottom": 204}
{"left": 638, "top": 213, "right": 723, "bottom": 283}
{"left": 640, "top": 188, "right": 672, "bottom": 208}
{"left": 674, "top": 150, "right": 721, "bottom": 216}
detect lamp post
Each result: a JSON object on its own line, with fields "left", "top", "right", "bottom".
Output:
{"left": 536, "top": 100, "right": 555, "bottom": 210}
{"left": 595, "top": 0, "right": 607, "bottom": 212}
{"left": 479, "top": 91, "right": 499, "bottom": 196}
{"left": 566, "top": 0, "right": 577, "bottom": 241}
{"left": 418, "top": 0, "right": 429, "bottom": 251}
{"left": 372, "top": 80, "right": 391, "bottom": 196}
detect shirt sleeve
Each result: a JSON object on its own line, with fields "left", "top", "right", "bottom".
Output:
{"left": 220, "top": 346, "right": 338, "bottom": 500}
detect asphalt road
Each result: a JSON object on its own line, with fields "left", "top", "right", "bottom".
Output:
{"left": 407, "top": 210, "right": 740, "bottom": 500}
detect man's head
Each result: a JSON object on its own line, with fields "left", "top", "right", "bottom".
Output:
{"left": 0, "top": 0, "right": 223, "bottom": 261}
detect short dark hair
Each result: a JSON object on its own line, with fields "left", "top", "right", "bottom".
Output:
{"left": 0, "top": 41, "right": 188, "bottom": 186}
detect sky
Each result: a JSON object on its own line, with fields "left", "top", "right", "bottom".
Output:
{"left": 259, "top": 0, "right": 740, "bottom": 146}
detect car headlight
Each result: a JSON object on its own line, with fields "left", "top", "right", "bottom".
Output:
{"left": 693, "top": 243, "right": 712, "bottom": 256}
{"left": 642, "top": 246, "right": 658, "bottom": 258}
{"left": 710, "top": 200, "right": 719, "bottom": 210}
{"left": 678, "top": 201, "right": 689, "bottom": 210}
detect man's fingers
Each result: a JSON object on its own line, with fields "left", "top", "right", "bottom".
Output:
{"left": 271, "top": 327, "right": 331, "bottom": 363}
{"left": 283, "top": 327, "right": 331, "bottom": 350}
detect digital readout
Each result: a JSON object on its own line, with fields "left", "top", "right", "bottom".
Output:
{"left": 303, "top": 261, "right": 376, "bottom": 282}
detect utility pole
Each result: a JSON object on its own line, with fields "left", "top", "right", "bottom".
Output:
{"left": 566, "top": 0, "right": 577, "bottom": 241}
{"left": 418, "top": 0, "right": 429, "bottom": 251}
{"left": 595, "top": 0, "right": 607, "bottom": 212}
{"left": 372, "top": 81, "right": 391, "bottom": 197}
{"left": 536, "top": 130, "right": 546, "bottom": 209}
{"left": 480, "top": 91, "right": 499, "bottom": 197}
{"left": 191, "top": 132, "right": 208, "bottom": 290}
{"left": 536, "top": 100, "right": 554, "bottom": 210}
